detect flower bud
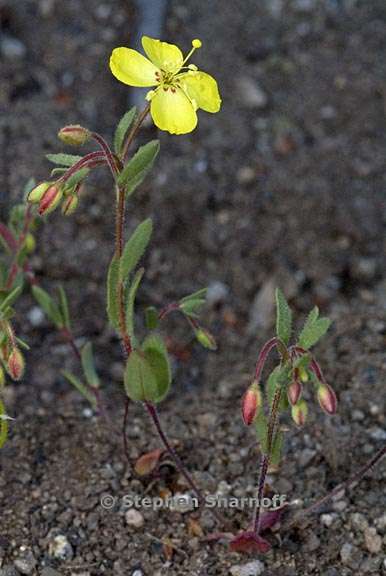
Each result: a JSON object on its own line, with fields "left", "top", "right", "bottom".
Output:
{"left": 28, "top": 182, "right": 51, "bottom": 204}
{"left": 287, "top": 379, "right": 302, "bottom": 406}
{"left": 61, "top": 194, "right": 79, "bottom": 216}
{"left": 291, "top": 399, "right": 308, "bottom": 427}
{"left": 317, "top": 383, "right": 337, "bottom": 415}
{"left": 194, "top": 328, "right": 217, "bottom": 350}
{"left": 24, "top": 233, "right": 36, "bottom": 253}
{"left": 242, "top": 380, "right": 261, "bottom": 426}
{"left": 39, "top": 185, "right": 63, "bottom": 216}
{"left": 58, "top": 124, "right": 91, "bottom": 146}
{"left": 298, "top": 366, "right": 309, "bottom": 383}
{"left": 7, "top": 348, "right": 25, "bottom": 381}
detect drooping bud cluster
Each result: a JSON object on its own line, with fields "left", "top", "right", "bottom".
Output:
{"left": 242, "top": 380, "right": 261, "bottom": 426}
{"left": 28, "top": 180, "right": 81, "bottom": 217}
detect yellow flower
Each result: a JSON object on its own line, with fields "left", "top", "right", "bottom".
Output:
{"left": 109, "top": 36, "right": 221, "bottom": 135}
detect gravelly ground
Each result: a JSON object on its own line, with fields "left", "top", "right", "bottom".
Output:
{"left": 0, "top": 0, "right": 385, "bottom": 575}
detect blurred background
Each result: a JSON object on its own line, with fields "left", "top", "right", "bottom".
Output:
{"left": 1, "top": 1, "right": 386, "bottom": 574}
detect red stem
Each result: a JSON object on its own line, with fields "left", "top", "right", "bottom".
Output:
{"left": 254, "top": 337, "right": 279, "bottom": 381}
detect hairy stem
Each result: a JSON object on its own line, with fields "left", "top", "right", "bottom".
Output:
{"left": 121, "top": 103, "right": 151, "bottom": 161}
{"left": 254, "top": 337, "right": 279, "bottom": 382}
{"left": 253, "top": 386, "right": 282, "bottom": 534}
{"left": 145, "top": 401, "right": 226, "bottom": 526}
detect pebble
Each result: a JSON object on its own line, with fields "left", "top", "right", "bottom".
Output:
{"left": 298, "top": 448, "right": 316, "bottom": 467}
{"left": 363, "top": 526, "right": 383, "bottom": 554}
{"left": 125, "top": 509, "right": 145, "bottom": 528}
{"left": 47, "top": 533, "right": 73, "bottom": 560}
{"left": 340, "top": 543, "right": 363, "bottom": 568}
{"left": 369, "top": 427, "right": 386, "bottom": 441}
{"left": 27, "top": 306, "right": 45, "bottom": 326}
{"left": 206, "top": 281, "right": 229, "bottom": 306}
{"left": 14, "top": 548, "right": 36, "bottom": 575}
{"left": 0, "top": 35, "right": 26, "bottom": 59}
{"left": 350, "top": 512, "right": 368, "bottom": 532}
{"left": 168, "top": 493, "right": 196, "bottom": 513}
{"left": 230, "top": 560, "right": 265, "bottom": 576}
{"left": 247, "top": 278, "right": 275, "bottom": 334}
{"left": 237, "top": 166, "right": 256, "bottom": 185}
{"left": 237, "top": 77, "right": 268, "bottom": 109}
{"left": 0, "top": 567, "right": 19, "bottom": 576}
{"left": 320, "top": 513, "right": 337, "bottom": 527}
{"left": 41, "top": 569, "right": 63, "bottom": 576}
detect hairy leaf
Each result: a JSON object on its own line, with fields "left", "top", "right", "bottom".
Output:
{"left": 298, "top": 306, "right": 331, "bottom": 349}
{"left": 142, "top": 334, "right": 171, "bottom": 403}
{"left": 120, "top": 218, "right": 153, "bottom": 281}
{"left": 275, "top": 288, "right": 292, "bottom": 345}
{"left": 81, "top": 342, "right": 100, "bottom": 388}
{"left": 32, "top": 285, "right": 63, "bottom": 328}
{"left": 118, "top": 140, "right": 160, "bottom": 198}
{"left": 46, "top": 153, "right": 83, "bottom": 167}
{"left": 114, "top": 107, "right": 137, "bottom": 155}
{"left": 106, "top": 256, "right": 120, "bottom": 329}
{"left": 124, "top": 350, "right": 158, "bottom": 402}
{"left": 125, "top": 268, "right": 144, "bottom": 339}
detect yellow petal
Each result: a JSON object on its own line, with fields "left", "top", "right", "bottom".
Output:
{"left": 142, "top": 36, "right": 183, "bottom": 74}
{"left": 110, "top": 47, "right": 159, "bottom": 87}
{"left": 179, "top": 71, "right": 221, "bottom": 113}
{"left": 150, "top": 87, "right": 197, "bottom": 134}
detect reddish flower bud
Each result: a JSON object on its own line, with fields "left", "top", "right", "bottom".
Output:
{"left": 287, "top": 379, "right": 302, "bottom": 406}
{"left": 7, "top": 348, "right": 25, "bottom": 381}
{"left": 242, "top": 380, "right": 261, "bottom": 426}
{"left": 317, "top": 383, "right": 338, "bottom": 415}
{"left": 61, "top": 194, "right": 79, "bottom": 216}
{"left": 291, "top": 399, "right": 308, "bottom": 427}
{"left": 28, "top": 181, "right": 51, "bottom": 204}
{"left": 58, "top": 124, "right": 91, "bottom": 146}
{"left": 39, "top": 185, "right": 63, "bottom": 216}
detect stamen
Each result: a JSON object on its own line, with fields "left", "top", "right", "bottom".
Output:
{"left": 182, "top": 38, "right": 202, "bottom": 67}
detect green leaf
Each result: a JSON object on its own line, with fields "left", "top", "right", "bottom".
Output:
{"left": 46, "top": 153, "right": 83, "bottom": 167}
{"left": 125, "top": 268, "right": 144, "bottom": 339}
{"left": 118, "top": 140, "right": 160, "bottom": 198}
{"left": 270, "top": 430, "right": 284, "bottom": 466}
{"left": 62, "top": 370, "right": 97, "bottom": 409}
{"left": 255, "top": 410, "right": 268, "bottom": 454}
{"left": 298, "top": 306, "right": 331, "bottom": 350}
{"left": 106, "top": 256, "right": 120, "bottom": 330}
{"left": 114, "top": 107, "right": 137, "bottom": 155}
{"left": 275, "top": 288, "right": 292, "bottom": 345}
{"left": 32, "top": 285, "right": 63, "bottom": 328}
{"left": 57, "top": 285, "right": 71, "bottom": 330}
{"left": 0, "top": 399, "right": 9, "bottom": 448}
{"left": 81, "top": 342, "right": 100, "bottom": 388}
{"left": 15, "top": 336, "right": 30, "bottom": 351}
{"left": 179, "top": 298, "right": 206, "bottom": 318}
{"left": 124, "top": 350, "right": 158, "bottom": 402}
{"left": 0, "top": 286, "right": 22, "bottom": 313}
{"left": 145, "top": 306, "right": 159, "bottom": 330}
{"left": 64, "top": 167, "right": 89, "bottom": 189}
{"left": 120, "top": 218, "right": 153, "bottom": 281}
{"left": 180, "top": 288, "right": 208, "bottom": 304}
{"left": 142, "top": 334, "right": 172, "bottom": 403}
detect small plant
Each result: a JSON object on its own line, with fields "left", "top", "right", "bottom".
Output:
{"left": 231, "top": 289, "right": 336, "bottom": 553}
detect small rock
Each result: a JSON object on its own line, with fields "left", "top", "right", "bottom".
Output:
{"left": 375, "top": 512, "right": 386, "bottom": 532}
{"left": 320, "top": 513, "right": 336, "bottom": 528}
{"left": 305, "top": 533, "right": 320, "bottom": 552}
{"left": 364, "top": 526, "right": 382, "bottom": 554}
{"left": 132, "top": 570, "right": 143, "bottom": 576}
{"left": 298, "top": 448, "right": 316, "bottom": 467}
{"left": 237, "top": 166, "right": 256, "bottom": 185}
{"left": 340, "top": 543, "right": 363, "bottom": 568}
{"left": 41, "top": 569, "right": 63, "bottom": 576}
{"left": 0, "top": 566, "right": 20, "bottom": 576}
{"left": 369, "top": 427, "right": 386, "bottom": 441}
{"left": 27, "top": 306, "right": 45, "bottom": 326}
{"left": 125, "top": 509, "right": 144, "bottom": 528}
{"left": 237, "top": 77, "right": 268, "bottom": 109}
{"left": 14, "top": 548, "right": 36, "bottom": 575}
{"left": 247, "top": 278, "right": 275, "bottom": 335}
{"left": 47, "top": 532, "right": 73, "bottom": 560}
{"left": 351, "top": 257, "right": 377, "bottom": 281}
{"left": 0, "top": 35, "right": 26, "bottom": 59}
{"left": 206, "top": 281, "right": 229, "bottom": 306}
{"left": 350, "top": 512, "right": 368, "bottom": 532}
{"left": 230, "top": 560, "right": 265, "bottom": 576}
{"left": 169, "top": 493, "right": 196, "bottom": 513}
